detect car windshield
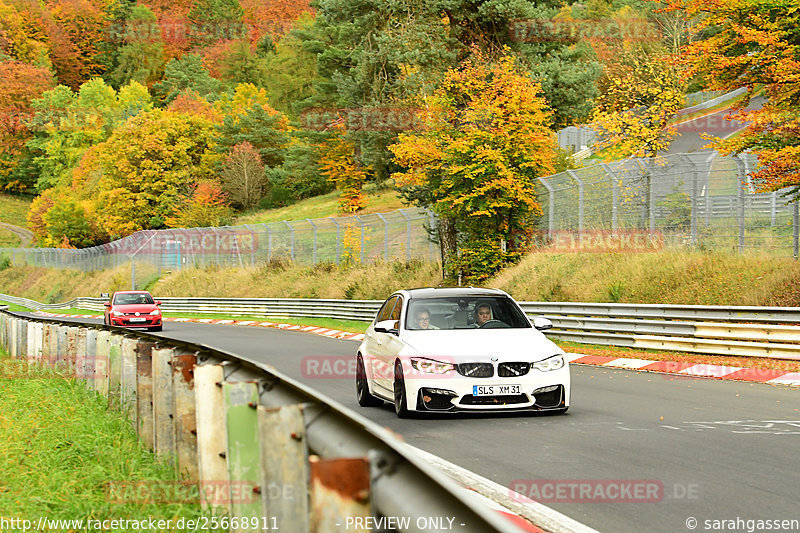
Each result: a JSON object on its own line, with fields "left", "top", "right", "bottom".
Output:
{"left": 113, "top": 293, "right": 154, "bottom": 305}
{"left": 405, "top": 296, "right": 531, "bottom": 330}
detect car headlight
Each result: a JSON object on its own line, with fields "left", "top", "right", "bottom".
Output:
{"left": 112, "top": 311, "right": 124, "bottom": 317}
{"left": 149, "top": 309, "right": 161, "bottom": 315}
{"left": 533, "top": 355, "right": 565, "bottom": 372}
{"left": 410, "top": 358, "right": 455, "bottom": 374}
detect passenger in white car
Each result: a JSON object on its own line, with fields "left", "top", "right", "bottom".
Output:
{"left": 413, "top": 308, "right": 439, "bottom": 330}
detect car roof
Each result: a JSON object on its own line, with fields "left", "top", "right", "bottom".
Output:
{"left": 399, "top": 287, "right": 509, "bottom": 299}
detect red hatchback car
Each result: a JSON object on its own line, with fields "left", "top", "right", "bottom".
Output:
{"left": 103, "top": 290, "right": 162, "bottom": 331}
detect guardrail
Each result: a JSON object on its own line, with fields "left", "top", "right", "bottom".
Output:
{"left": 0, "top": 308, "right": 548, "bottom": 533}
{"left": 3, "top": 294, "right": 800, "bottom": 360}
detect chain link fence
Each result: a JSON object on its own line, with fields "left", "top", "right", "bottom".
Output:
{"left": 0, "top": 209, "right": 438, "bottom": 283}
{"left": 1, "top": 151, "right": 797, "bottom": 286}
{"left": 535, "top": 151, "right": 799, "bottom": 256}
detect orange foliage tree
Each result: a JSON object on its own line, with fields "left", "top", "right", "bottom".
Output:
{"left": 389, "top": 50, "right": 557, "bottom": 282}
{"left": 672, "top": 0, "right": 800, "bottom": 198}
{"left": 0, "top": 59, "right": 54, "bottom": 192}
{"left": 319, "top": 122, "right": 368, "bottom": 214}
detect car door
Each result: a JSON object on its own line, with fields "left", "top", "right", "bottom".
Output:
{"left": 371, "top": 295, "right": 405, "bottom": 394}
{"left": 363, "top": 296, "right": 398, "bottom": 395}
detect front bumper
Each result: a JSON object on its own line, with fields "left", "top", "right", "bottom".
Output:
{"left": 110, "top": 316, "right": 161, "bottom": 328}
{"left": 404, "top": 364, "right": 570, "bottom": 413}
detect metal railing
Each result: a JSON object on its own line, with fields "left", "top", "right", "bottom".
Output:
{"left": 4, "top": 294, "right": 799, "bottom": 360}
{"left": 0, "top": 309, "right": 547, "bottom": 533}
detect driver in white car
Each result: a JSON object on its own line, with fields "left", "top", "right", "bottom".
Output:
{"left": 475, "top": 303, "right": 493, "bottom": 327}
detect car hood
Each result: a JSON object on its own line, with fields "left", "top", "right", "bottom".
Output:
{"left": 112, "top": 304, "right": 157, "bottom": 313}
{"left": 401, "top": 329, "right": 563, "bottom": 363}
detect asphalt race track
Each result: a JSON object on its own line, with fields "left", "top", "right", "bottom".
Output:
{"left": 29, "top": 316, "right": 800, "bottom": 533}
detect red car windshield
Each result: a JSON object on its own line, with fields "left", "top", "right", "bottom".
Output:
{"left": 113, "top": 293, "right": 154, "bottom": 305}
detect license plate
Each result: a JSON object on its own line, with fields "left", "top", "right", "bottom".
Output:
{"left": 473, "top": 384, "right": 521, "bottom": 396}
{"left": 128, "top": 317, "right": 147, "bottom": 322}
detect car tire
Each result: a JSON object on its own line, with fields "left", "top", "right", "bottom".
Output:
{"left": 356, "top": 355, "right": 383, "bottom": 407}
{"left": 393, "top": 361, "right": 410, "bottom": 418}
{"left": 150, "top": 325, "right": 162, "bottom": 332}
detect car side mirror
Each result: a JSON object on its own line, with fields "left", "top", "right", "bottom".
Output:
{"left": 533, "top": 317, "right": 553, "bottom": 331}
{"left": 155, "top": 301, "right": 162, "bottom": 306}
{"left": 374, "top": 319, "right": 399, "bottom": 334}
{"left": 103, "top": 302, "right": 111, "bottom": 307}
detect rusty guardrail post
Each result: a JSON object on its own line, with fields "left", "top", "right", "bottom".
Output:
{"left": 152, "top": 345, "right": 176, "bottom": 464}
{"left": 194, "top": 361, "right": 229, "bottom": 512}
{"left": 258, "top": 404, "right": 310, "bottom": 531}
{"left": 222, "top": 377, "right": 263, "bottom": 532}
{"left": 95, "top": 330, "right": 111, "bottom": 397}
{"left": 172, "top": 349, "right": 199, "bottom": 480}
{"left": 309, "top": 456, "right": 371, "bottom": 533}
{"left": 120, "top": 337, "right": 138, "bottom": 418}
{"left": 135, "top": 339, "right": 156, "bottom": 450}
{"left": 75, "top": 327, "right": 87, "bottom": 381}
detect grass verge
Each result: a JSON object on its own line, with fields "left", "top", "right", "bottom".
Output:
{"left": 0, "top": 347, "right": 222, "bottom": 529}
{"left": 0, "top": 193, "right": 32, "bottom": 228}
{"left": 234, "top": 183, "right": 405, "bottom": 225}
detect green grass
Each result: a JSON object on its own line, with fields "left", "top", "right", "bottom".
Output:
{"left": 0, "top": 193, "right": 32, "bottom": 228}
{"left": 4, "top": 304, "right": 372, "bottom": 333}
{"left": 0, "top": 300, "right": 31, "bottom": 312}
{"left": 0, "top": 347, "right": 223, "bottom": 529}
{"left": 0, "top": 226, "right": 22, "bottom": 247}
{"left": 234, "top": 183, "right": 406, "bottom": 225}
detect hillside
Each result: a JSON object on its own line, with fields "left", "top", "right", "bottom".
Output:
{"left": 2, "top": 250, "right": 799, "bottom": 307}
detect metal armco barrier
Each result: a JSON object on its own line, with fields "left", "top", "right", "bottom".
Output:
{"left": 3, "top": 294, "right": 800, "bottom": 360}
{"left": 0, "top": 308, "right": 530, "bottom": 533}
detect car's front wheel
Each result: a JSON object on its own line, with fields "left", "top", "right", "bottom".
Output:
{"left": 356, "top": 355, "right": 383, "bottom": 407}
{"left": 149, "top": 325, "right": 162, "bottom": 332}
{"left": 393, "top": 361, "right": 410, "bottom": 418}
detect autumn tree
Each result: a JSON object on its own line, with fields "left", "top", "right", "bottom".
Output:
{"left": 88, "top": 108, "right": 220, "bottom": 238}
{"left": 591, "top": 49, "right": 686, "bottom": 160}
{"left": 220, "top": 141, "right": 267, "bottom": 209}
{"left": 27, "top": 79, "right": 153, "bottom": 191}
{"left": 213, "top": 83, "right": 289, "bottom": 169}
{"left": 390, "top": 51, "right": 557, "bottom": 282}
{"left": 672, "top": 0, "right": 800, "bottom": 198}
{"left": 320, "top": 122, "right": 368, "bottom": 214}
{"left": 107, "top": 5, "right": 166, "bottom": 88}
{"left": 0, "top": 59, "right": 54, "bottom": 192}
{"left": 153, "top": 54, "right": 222, "bottom": 104}
{"left": 166, "top": 180, "right": 232, "bottom": 228}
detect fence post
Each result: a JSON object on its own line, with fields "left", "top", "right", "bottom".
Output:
{"left": 376, "top": 213, "right": 389, "bottom": 261}
{"left": 330, "top": 218, "right": 341, "bottom": 267}
{"left": 735, "top": 154, "right": 748, "bottom": 253}
{"left": 306, "top": 219, "right": 318, "bottom": 264}
{"left": 679, "top": 154, "right": 698, "bottom": 245}
{"left": 537, "top": 177, "right": 555, "bottom": 235}
{"left": 771, "top": 192, "right": 778, "bottom": 227}
{"left": 601, "top": 163, "right": 619, "bottom": 231}
{"left": 399, "top": 210, "right": 412, "bottom": 261}
{"left": 794, "top": 200, "right": 799, "bottom": 260}
{"left": 567, "top": 170, "right": 584, "bottom": 233}
{"left": 283, "top": 221, "right": 295, "bottom": 262}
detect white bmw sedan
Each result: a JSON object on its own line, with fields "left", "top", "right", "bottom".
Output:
{"left": 356, "top": 288, "right": 570, "bottom": 417}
